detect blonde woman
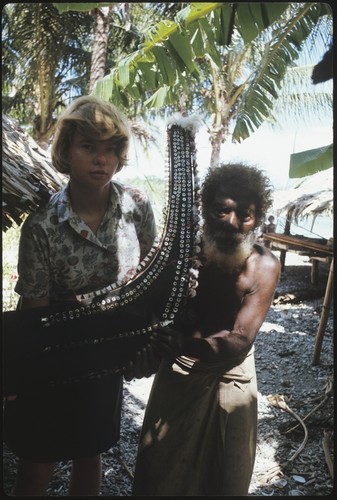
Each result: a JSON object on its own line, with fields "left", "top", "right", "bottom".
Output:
{"left": 4, "top": 96, "right": 158, "bottom": 496}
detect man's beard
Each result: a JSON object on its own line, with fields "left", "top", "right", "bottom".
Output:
{"left": 203, "top": 227, "right": 255, "bottom": 273}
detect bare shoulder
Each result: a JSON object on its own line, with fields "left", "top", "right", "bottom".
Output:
{"left": 250, "top": 243, "right": 281, "bottom": 275}
{"left": 237, "top": 243, "right": 280, "bottom": 294}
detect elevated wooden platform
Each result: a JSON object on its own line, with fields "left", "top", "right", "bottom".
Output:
{"left": 264, "top": 232, "right": 333, "bottom": 285}
{"left": 263, "top": 232, "right": 333, "bottom": 258}
{"left": 264, "top": 233, "right": 334, "bottom": 366}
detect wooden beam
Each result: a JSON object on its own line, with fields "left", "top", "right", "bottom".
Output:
{"left": 264, "top": 233, "right": 333, "bottom": 257}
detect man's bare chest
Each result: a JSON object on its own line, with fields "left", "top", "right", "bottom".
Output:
{"left": 190, "top": 267, "right": 243, "bottom": 330}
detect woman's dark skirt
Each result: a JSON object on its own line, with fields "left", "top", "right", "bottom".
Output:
{"left": 3, "top": 374, "right": 123, "bottom": 463}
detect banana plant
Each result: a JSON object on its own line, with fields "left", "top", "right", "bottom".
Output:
{"left": 54, "top": 2, "right": 332, "bottom": 170}
{"left": 93, "top": 2, "right": 289, "bottom": 109}
{"left": 90, "top": 2, "right": 331, "bottom": 166}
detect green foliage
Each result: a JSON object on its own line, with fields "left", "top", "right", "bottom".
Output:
{"left": 289, "top": 144, "right": 333, "bottom": 178}
{"left": 92, "top": 1, "right": 332, "bottom": 160}
{"left": 3, "top": 2, "right": 333, "bottom": 180}
{"left": 53, "top": 3, "right": 112, "bottom": 13}
{"left": 236, "top": 3, "right": 288, "bottom": 44}
{"left": 92, "top": 2, "right": 291, "bottom": 113}
{"left": 2, "top": 3, "right": 93, "bottom": 129}
{"left": 232, "top": 2, "right": 332, "bottom": 142}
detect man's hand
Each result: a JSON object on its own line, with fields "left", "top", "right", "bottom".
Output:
{"left": 123, "top": 324, "right": 184, "bottom": 381}
{"left": 149, "top": 325, "right": 184, "bottom": 360}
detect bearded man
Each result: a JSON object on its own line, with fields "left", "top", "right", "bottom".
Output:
{"left": 132, "top": 163, "right": 281, "bottom": 496}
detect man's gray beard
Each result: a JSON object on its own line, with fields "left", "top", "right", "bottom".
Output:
{"left": 203, "top": 231, "right": 255, "bottom": 273}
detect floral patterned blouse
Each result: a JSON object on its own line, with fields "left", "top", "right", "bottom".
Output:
{"left": 15, "top": 181, "right": 157, "bottom": 301}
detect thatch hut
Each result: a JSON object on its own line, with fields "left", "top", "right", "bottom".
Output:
{"left": 2, "top": 114, "right": 65, "bottom": 231}
{"left": 265, "top": 169, "right": 333, "bottom": 279}
{"left": 273, "top": 168, "right": 333, "bottom": 238}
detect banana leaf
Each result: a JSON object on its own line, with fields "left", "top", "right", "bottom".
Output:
{"left": 289, "top": 143, "right": 333, "bottom": 178}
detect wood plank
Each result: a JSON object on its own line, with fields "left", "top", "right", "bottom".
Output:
{"left": 264, "top": 233, "right": 333, "bottom": 256}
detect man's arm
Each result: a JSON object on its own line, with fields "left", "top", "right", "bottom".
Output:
{"left": 184, "top": 253, "right": 281, "bottom": 362}
{"left": 151, "top": 252, "right": 281, "bottom": 364}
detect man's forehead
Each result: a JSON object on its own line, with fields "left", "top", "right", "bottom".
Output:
{"left": 214, "top": 185, "right": 256, "bottom": 206}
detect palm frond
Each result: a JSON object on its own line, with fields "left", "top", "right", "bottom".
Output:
{"left": 93, "top": 2, "right": 291, "bottom": 109}
{"left": 232, "top": 2, "right": 331, "bottom": 142}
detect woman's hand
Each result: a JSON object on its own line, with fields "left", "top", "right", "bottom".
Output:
{"left": 123, "top": 344, "right": 160, "bottom": 381}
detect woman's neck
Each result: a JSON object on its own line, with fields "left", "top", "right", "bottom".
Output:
{"left": 69, "top": 182, "right": 111, "bottom": 234}
{"left": 69, "top": 181, "right": 110, "bottom": 214}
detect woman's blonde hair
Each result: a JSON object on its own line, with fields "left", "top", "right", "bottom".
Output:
{"left": 51, "top": 95, "right": 130, "bottom": 174}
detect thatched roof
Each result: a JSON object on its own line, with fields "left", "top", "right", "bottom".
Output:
{"left": 280, "top": 190, "right": 333, "bottom": 223}
{"left": 2, "top": 114, "right": 66, "bottom": 231}
{"left": 273, "top": 169, "right": 333, "bottom": 226}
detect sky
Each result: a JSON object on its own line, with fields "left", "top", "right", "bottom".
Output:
{"left": 196, "top": 120, "right": 333, "bottom": 190}
{"left": 117, "top": 117, "right": 333, "bottom": 191}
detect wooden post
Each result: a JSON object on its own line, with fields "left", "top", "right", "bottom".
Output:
{"left": 312, "top": 258, "right": 334, "bottom": 365}
{"left": 280, "top": 211, "right": 292, "bottom": 272}
{"left": 311, "top": 259, "right": 319, "bottom": 285}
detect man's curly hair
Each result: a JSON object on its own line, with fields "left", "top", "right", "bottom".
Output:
{"left": 201, "top": 162, "right": 274, "bottom": 228}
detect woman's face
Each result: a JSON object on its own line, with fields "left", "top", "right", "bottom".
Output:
{"left": 67, "top": 132, "right": 120, "bottom": 189}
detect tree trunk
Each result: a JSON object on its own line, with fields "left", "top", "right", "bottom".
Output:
{"left": 89, "top": 7, "right": 112, "bottom": 93}
{"left": 209, "top": 129, "right": 222, "bottom": 168}
{"left": 208, "top": 58, "right": 228, "bottom": 169}
{"left": 34, "top": 60, "right": 57, "bottom": 149}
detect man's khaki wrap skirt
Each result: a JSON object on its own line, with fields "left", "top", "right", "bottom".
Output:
{"left": 133, "top": 348, "right": 257, "bottom": 496}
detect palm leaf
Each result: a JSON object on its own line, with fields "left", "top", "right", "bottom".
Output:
{"left": 93, "top": 2, "right": 291, "bottom": 107}
{"left": 236, "top": 3, "right": 288, "bottom": 44}
{"left": 53, "top": 3, "right": 111, "bottom": 14}
{"left": 144, "top": 86, "right": 170, "bottom": 108}
{"left": 232, "top": 2, "right": 331, "bottom": 142}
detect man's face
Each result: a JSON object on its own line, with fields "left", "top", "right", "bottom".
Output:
{"left": 204, "top": 192, "right": 257, "bottom": 251}
{"left": 202, "top": 188, "right": 257, "bottom": 271}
